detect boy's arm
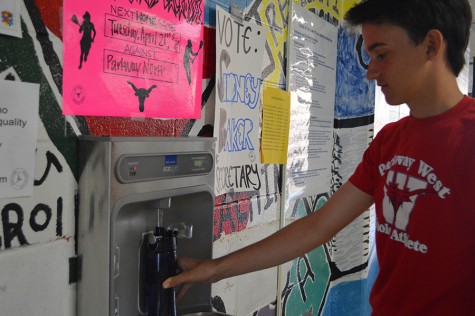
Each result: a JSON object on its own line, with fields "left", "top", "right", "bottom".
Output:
{"left": 163, "top": 181, "right": 373, "bottom": 294}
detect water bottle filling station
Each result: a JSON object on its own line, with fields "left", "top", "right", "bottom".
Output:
{"left": 77, "top": 136, "right": 222, "bottom": 315}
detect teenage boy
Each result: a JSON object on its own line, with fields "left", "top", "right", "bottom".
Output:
{"left": 164, "top": 0, "right": 475, "bottom": 314}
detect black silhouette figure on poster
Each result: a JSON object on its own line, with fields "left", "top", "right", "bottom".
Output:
{"left": 72, "top": 12, "right": 96, "bottom": 69}
{"left": 127, "top": 81, "right": 157, "bottom": 112}
{"left": 183, "top": 39, "right": 203, "bottom": 85}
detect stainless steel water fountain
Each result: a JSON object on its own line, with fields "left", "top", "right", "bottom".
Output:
{"left": 77, "top": 136, "right": 216, "bottom": 316}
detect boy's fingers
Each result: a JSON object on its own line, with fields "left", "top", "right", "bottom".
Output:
{"left": 162, "top": 278, "right": 173, "bottom": 289}
{"left": 163, "top": 269, "right": 193, "bottom": 288}
{"left": 163, "top": 272, "right": 195, "bottom": 301}
{"left": 163, "top": 275, "right": 182, "bottom": 289}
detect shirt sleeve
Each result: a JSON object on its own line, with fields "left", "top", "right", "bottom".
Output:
{"left": 348, "top": 131, "right": 382, "bottom": 197}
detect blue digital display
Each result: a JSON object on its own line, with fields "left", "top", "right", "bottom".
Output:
{"left": 164, "top": 155, "right": 177, "bottom": 165}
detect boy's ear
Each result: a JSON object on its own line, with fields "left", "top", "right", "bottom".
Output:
{"left": 425, "top": 29, "right": 443, "bottom": 57}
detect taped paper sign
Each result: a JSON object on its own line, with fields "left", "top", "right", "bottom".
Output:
{"left": 63, "top": 0, "right": 204, "bottom": 118}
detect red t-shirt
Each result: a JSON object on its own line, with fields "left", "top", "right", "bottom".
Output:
{"left": 349, "top": 96, "right": 475, "bottom": 315}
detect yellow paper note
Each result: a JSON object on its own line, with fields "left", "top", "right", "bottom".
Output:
{"left": 261, "top": 85, "right": 291, "bottom": 164}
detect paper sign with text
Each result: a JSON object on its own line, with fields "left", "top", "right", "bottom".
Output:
{"left": 0, "top": 80, "right": 39, "bottom": 198}
{"left": 286, "top": 3, "right": 337, "bottom": 201}
{"left": 0, "top": 0, "right": 21, "bottom": 38}
{"left": 213, "top": 7, "right": 267, "bottom": 196}
{"left": 63, "top": 0, "right": 204, "bottom": 118}
{"left": 261, "top": 86, "right": 290, "bottom": 164}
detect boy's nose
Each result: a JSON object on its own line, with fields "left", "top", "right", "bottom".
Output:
{"left": 366, "top": 60, "right": 379, "bottom": 80}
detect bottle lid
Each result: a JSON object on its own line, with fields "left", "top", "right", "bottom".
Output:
{"left": 148, "top": 226, "right": 177, "bottom": 252}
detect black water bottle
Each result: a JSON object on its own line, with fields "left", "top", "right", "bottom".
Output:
{"left": 145, "top": 227, "right": 178, "bottom": 316}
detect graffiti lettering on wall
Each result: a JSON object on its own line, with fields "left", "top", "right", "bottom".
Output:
{"left": 300, "top": 0, "right": 340, "bottom": 26}
{"left": 34, "top": 151, "right": 62, "bottom": 185}
{"left": 213, "top": 164, "right": 279, "bottom": 240}
{"left": 213, "top": 192, "right": 250, "bottom": 240}
{"left": 215, "top": 164, "right": 261, "bottom": 194}
{"left": 281, "top": 255, "right": 316, "bottom": 316}
{"left": 246, "top": 0, "right": 288, "bottom": 88}
{"left": 1, "top": 198, "right": 63, "bottom": 249}
{"left": 0, "top": 150, "right": 68, "bottom": 250}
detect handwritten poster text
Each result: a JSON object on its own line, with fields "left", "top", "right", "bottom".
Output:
{"left": 214, "top": 7, "right": 267, "bottom": 196}
{"left": 63, "top": 0, "right": 204, "bottom": 118}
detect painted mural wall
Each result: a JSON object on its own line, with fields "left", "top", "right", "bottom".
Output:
{"left": 0, "top": 0, "right": 379, "bottom": 315}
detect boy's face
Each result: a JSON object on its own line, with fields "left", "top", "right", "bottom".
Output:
{"left": 362, "top": 22, "right": 428, "bottom": 106}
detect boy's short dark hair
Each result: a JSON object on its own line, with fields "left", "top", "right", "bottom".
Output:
{"left": 344, "top": 0, "right": 472, "bottom": 76}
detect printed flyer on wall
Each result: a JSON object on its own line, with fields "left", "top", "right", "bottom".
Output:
{"left": 0, "top": 0, "right": 22, "bottom": 38}
{"left": 213, "top": 7, "right": 267, "bottom": 196}
{"left": 286, "top": 3, "right": 338, "bottom": 202}
{"left": 63, "top": 0, "right": 204, "bottom": 118}
{"left": 0, "top": 80, "right": 39, "bottom": 198}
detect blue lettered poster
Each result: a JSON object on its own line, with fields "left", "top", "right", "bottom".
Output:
{"left": 213, "top": 7, "right": 267, "bottom": 196}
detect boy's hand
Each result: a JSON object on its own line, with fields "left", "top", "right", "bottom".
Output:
{"left": 163, "top": 257, "right": 217, "bottom": 301}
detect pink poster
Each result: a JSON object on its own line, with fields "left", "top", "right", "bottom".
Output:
{"left": 63, "top": 0, "right": 204, "bottom": 118}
